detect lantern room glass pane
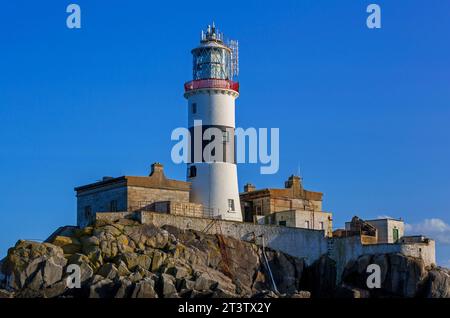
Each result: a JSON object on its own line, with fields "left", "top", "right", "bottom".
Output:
{"left": 193, "top": 47, "right": 231, "bottom": 80}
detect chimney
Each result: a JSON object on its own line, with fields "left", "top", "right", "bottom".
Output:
{"left": 150, "top": 162, "right": 164, "bottom": 177}
{"left": 285, "top": 175, "right": 303, "bottom": 196}
{"left": 244, "top": 183, "right": 256, "bottom": 192}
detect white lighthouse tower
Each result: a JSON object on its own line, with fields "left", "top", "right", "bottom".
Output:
{"left": 184, "top": 24, "right": 242, "bottom": 222}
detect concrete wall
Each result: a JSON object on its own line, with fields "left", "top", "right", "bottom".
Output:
{"left": 139, "top": 211, "right": 328, "bottom": 265}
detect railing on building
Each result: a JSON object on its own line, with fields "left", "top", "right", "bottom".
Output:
{"left": 184, "top": 79, "right": 239, "bottom": 93}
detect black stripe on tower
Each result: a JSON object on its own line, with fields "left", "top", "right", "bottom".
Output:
{"left": 188, "top": 125, "right": 236, "bottom": 164}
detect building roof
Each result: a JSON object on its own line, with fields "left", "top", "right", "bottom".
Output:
{"left": 75, "top": 163, "right": 190, "bottom": 193}
{"left": 240, "top": 187, "right": 323, "bottom": 201}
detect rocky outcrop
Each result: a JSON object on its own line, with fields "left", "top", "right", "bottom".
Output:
{"left": 0, "top": 219, "right": 310, "bottom": 298}
{"left": 339, "top": 253, "right": 450, "bottom": 298}
{"left": 0, "top": 218, "right": 448, "bottom": 298}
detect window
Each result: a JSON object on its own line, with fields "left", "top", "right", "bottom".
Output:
{"left": 228, "top": 199, "right": 235, "bottom": 211}
{"left": 279, "top": 221, "right": 287, "bottom": 227}
{"left": 319, "top": 222, "right": 324, "bottom": 230}
{"left": 84, "top": 206, "right": 92, "bottom": 219}
{"left": 188, "top": 165, "right": 197, "bottom": 178}
{"left": 110, "top": 200, "right": 117, "bottom": 212}
{"left": 304, "top": 221, "right": 310, "bottom": 229}
{"left": 222, "top": 131, "right": 229, "bottom": 143}
{"left": 192, "top": 103, "right": 197, "bottom": 114}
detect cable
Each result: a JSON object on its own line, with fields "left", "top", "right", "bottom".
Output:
{"left": 260, "top": 234, "right": 279, "bottom": 295}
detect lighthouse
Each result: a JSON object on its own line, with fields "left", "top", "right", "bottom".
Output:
{"left": 184, "top": 24, "right": 242, "bottom": 222}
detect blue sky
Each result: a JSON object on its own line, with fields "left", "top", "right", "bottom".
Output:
{"left": 1, "top": 1, "right": 449, "bottom": 265}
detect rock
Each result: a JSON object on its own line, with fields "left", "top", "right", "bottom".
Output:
{"left": 75, "top": 226, "right": 93, "bottom": 237}
{"left": 0, "top": 289, "right": 14, "bottom": 298}
{"left": 158, "top": 274, "right": 178, "bottom": 298}
{"left": 42, "top": 259, "right": 63, "bottom": 287}
{"left": 335, "top": 284, "right": 370, "bottom": 298}
{"left": 290, "top": 290, "right": 311, "bottom": 298}
{"left": 102, "top": 225, "right": 123, "bottom": 237}
{"left": 151, "top": 250, "right": 166, "bottom": 272}
{"left": 372, "top": 254, "right": 389, "bottom": 283}
{"left": 114, "top": 278, "right": 133, "bottom": 298}
{"left": 341, "top": 253, "right": 428, "bottom": 298}
{"left": 43, "top": 280, "right": 68, "bottom": 298}
{"left": 67, "top": 253, "right": 94, "bottom": 284}
{"left": 80, "top": 236, "right": 99, "bottom": 247}
{"left": 303, "top": 255, "right": 336, "bottom": 298}
{"left": 51, "top": 236, "right": 81, "bottom": 255}
{"left": 251, "top": 290, "right": 279, "bottom": 298}
{"left": 177, "top": 278, "right": 195, "bottom": 292}
{"left": 97, "top": 263, "right": 119, "bottom": 280}
{"left": 131, "top": 279, "right": 158, "bottom": 298}
{"left": 262, "top": 250, "right": 298, "bottom": 294}
{"left": 194, "top": 273, "right": 217, "bottom": 291}
{"left": 27, "top": 270, "right": 44, "bottom": 291}
{"left": 116, "top": 261, "right": 131, "bottom": 277}
{"left": 12, "top": 218, "right": 448, "bottom": 299}
{"left": 2, "top": 240, "right": 66, "bottom": 291}
{"left": 89, "top": 277, "right": 116, "bottom": 298}
{"left": 423, "top": 268, "right": 450, "bottom": 298}
{"left": 166, "top": 265, "right": 190, "bottom": 279}
{"left": 386, "top": 253, "right": 426, "bottom": 297}
{"left": 120, "top": 253, "right": 152, "bottom": 271}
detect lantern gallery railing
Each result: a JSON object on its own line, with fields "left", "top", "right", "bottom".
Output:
{"left": 184, "top": 79, "right": 239, "bottom": 93}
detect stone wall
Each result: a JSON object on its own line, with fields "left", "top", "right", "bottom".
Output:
{"left": 150, "top": 201, "right": 205, "bottom": 218}
{"left": 127, "top": 186, "right": 189, "bottom": 211}
{"left": 265, "top": 210, "right": 332, "bottom": 237}
{"left": 77, "top": 186, "right": 128, "bottom": 228}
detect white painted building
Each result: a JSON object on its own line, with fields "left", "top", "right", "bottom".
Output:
{"left": 345, "top": 217, "right": 405, "bottom": 244}
{"left": 183, "top": 24, "right": 242, "bottom": 222}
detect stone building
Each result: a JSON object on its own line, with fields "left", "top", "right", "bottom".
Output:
{"left": 240, "top": 175, "right": 332, "bottom": 235}
{"left": 75, "top": 163, "right": 203, "bottom": 227}
{"left": 344, "top": 217, "right": 405, "bottom": 244}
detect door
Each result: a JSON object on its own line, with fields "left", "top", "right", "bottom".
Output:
{"left": 393, "top": 228, "right": 399, "bottom": 242}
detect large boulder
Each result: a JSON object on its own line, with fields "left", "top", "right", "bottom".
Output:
{"left": 303, "top": 255, "right": 337, "bottom": 298}
{"left": 341, "top": 253, "right": 428, "bottom": 298}
{"left": 131, "top": 278, "right": 158, "bottom": 298}
{"left": 88, "top": 276, "right": 117, "bottom": 298}
{"left": 422, "top": 267, "right": 450, "bottom": 298}
{"left": 2, "top": 240, "right": 67, "bottom": 291}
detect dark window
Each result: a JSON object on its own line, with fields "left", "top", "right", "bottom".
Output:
{"left": 192, "top": 103, "right": 197, "bottom": 114}
{"left": 279, "top": 221, "right": 287, "bottom": 227}
{"left": 110, "top": 200, "right": 118, "bottom": 212}
{"left": 84, "top": 206, "right": 92, "bottom": 219}
{"left": 228, "top": 199, "right": 235, "bottom": 211}
{"left": 188, "top": 165, "right": 197, "bottom": 178}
